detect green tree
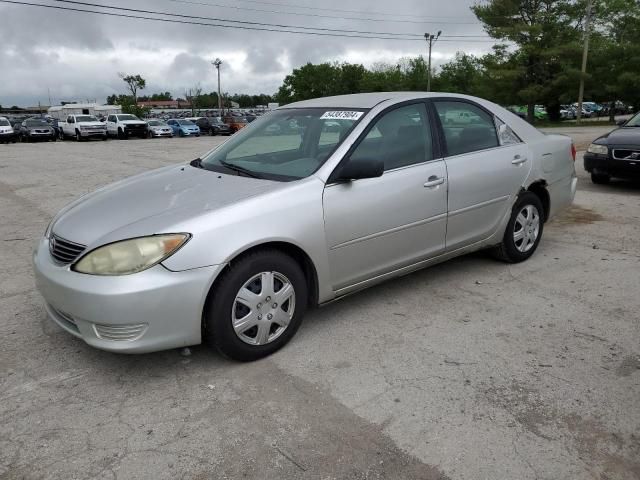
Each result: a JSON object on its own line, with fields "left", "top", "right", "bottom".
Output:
{"left": 472, "top": 0, "right": 585, "bottom": 122}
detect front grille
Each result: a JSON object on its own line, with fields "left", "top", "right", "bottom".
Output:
{"left": 93, "top": 323, "right": 148, "bottom": 341}
{"left": 613, "top": 149, "right": 640, "bottom": 160}
{"left": 49, "top": 234, "right": 86, "bottom": 265}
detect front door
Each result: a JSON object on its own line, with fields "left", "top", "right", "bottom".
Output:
{"left": 323, "top": 103, "right": 448, "bottom": 290}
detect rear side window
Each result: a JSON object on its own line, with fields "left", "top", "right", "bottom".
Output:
{"left": 434, "top": 101, "right": 499, "bottom": 156}
{"left": 350, "top": 103, "right": 433, "bottom": 171}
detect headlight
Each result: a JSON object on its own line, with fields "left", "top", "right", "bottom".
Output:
{"left": 587, "top": 143, "right": 608, "bottom": 155}
{"left": 73, "top": 234, "right": 190, "bottom": 275}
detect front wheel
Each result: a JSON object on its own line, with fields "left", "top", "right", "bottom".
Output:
{"left": 591, "top": 172, "right": 610, "bottom": 184}
{"left": 492, "top": 192, "right": 544, "bottom": 263}
{"left": 204, "top": 249, "right": 308, "bottom": 361}
{"left": 75, "top": 131, "right": 82, "bottom": 142}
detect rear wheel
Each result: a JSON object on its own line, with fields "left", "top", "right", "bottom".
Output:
{"left": 492, "top": 192, "right": 544, "bottom": 263}
{"left": 591, "top": 172, "right": 610, "bottom": 184}
{"left": 204, "top": 249, "right": 308, "bottom": 361}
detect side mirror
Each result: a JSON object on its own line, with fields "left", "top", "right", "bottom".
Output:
{"left": 616, "top": 120, "right": 626, "bottom": 126}
{"left": 335, "top": 157, "right": 384, "bottom": 182}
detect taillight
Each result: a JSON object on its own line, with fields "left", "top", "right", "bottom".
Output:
{"left": 571, "top": 143, "right": 576, "bottom": 162}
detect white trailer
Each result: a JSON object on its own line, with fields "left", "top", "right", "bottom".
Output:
{"left": 48, "top": 104, "right": 121, "bottom": 120}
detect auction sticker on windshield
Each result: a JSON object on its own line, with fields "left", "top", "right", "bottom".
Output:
{"left": 320, "top": 111, "right": 364, "bottom": 120}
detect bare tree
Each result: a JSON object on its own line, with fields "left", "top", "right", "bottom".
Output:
{"left": 184, "top": 83, "right": 203, "bottom": 116}
{"left": 118, "top": 73, "right": 146, "bottom": 105}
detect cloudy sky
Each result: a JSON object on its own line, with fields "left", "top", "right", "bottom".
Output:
{"left": 0, "top": 0, "right": 495, "bottom": 107}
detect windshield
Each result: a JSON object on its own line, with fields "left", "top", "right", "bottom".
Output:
{"left": 147, "top": 120, "right": 165, "bottom": 126}
{"left": 625, "top": 112, "right": 640, "bottom": 127}
{"left": 0, "top": 119, "right": 10, "bottom": 126}
{"left": 178, "top": 120, "right": 195, "bottom": 126}
{"left": 76, "top": 115, "right": 98, "bottom": 122}
{"left": 200, "top": 108, "right": 366, "bottom": 181}
{"left": 118, "top": 114, "right": 140, "bottom": 121}
{"left": 25, "top": 119, "right": 49, "bottom": 126}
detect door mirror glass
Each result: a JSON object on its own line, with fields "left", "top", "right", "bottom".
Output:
{"left": 337, "top": 157, "right": 384, "bottom": 181}
{"left": 617, "top": 120, "right": 626, "bottom": 126}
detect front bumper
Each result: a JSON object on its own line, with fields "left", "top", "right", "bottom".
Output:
{"left": 33, "top": 237, "right": 224, "bottom": 353}
{"left": 150, "top": 129, "right": 173, "bottom": 137}
{"left": 80, "top": 129, "right": 107, "bottom": 137}
{"left": 28, "top": 131, "right": 55, "bottom": 139}
{"left": 584, "top": 153, "right": 640, "bottom": 178}
{"left": 123, "top": 126, "right": 148, "bottom": 136}
{"left": 0, "top": 131, "right": 17, "bottom": 140}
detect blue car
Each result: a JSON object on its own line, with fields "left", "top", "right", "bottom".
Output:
{"left": 167, "top": 119, "right": 200, "bottom": 137}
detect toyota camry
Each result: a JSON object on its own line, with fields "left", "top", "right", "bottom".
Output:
{"left": 33, "top": 93, "right": 577, "bottom": 361}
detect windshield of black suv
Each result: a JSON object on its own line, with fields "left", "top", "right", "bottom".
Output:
{"left": 25, "top": 119, "right": 49, "bottom": 126}
{"left": 117, "top": 114, "right": 140, "bottom": 121}
{"left": 200, "top": 108, "right": 367, "bottom": 181}
{"left": 625, "top": 112, "right": 640, "bottom": 127}
{"left": 76, "top": 115, "right": 98, "bottom": 122}
{"left": 0, "top": 119, "right": 10, "bottom": 126}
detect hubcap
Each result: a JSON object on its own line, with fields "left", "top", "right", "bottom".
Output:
{"left": 513, "top": 204, "right": 540, "bottom": 253}
{"left": 232, "top": 271, "right": 296, "bottom": 346}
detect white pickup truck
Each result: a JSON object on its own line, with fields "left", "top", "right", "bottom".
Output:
{"left": 59, "top": 114, "right": 108, "bottom": 141}
{"left": 106, "top": 114, "right": 148, "bottom": 139}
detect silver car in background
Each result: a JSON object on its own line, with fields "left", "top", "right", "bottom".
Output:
{"left": 33, "top": 92, "right": 577, "bottom": 361}
{"left": 146, "top": 119, "right": 174, "bottom": 138}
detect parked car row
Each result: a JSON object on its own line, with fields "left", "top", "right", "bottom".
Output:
{"left": 0, "top": 113, "right": 240, "bottom": 143}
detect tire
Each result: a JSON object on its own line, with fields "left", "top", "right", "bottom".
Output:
{"left": 51, "top": 136, "right": 56, "bottom": 142}
{"left": 204, "top": 249, "right": 308, "bottom": 361}
{"left": 118, "top": 128, "right": 126, "bottom": 140}
{"left": 148, "top": 130, "right": 153, "bottom": 139}
{"left": 591, "top": 172, "right": 610, "bottom": 184}
{"left": 102, "top": 135, "right": 108, "bottom": 141}
{"left": 179, "top": 130, "right": 184, "bottom": 137}
{"left": 492, "top": 191, "right": 544, "bottom": 263}
{"left": 75, "top": 131, "right": 82, "bottom": 142}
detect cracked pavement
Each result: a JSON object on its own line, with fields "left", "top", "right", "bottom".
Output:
{"left": 1, "top": 128, "right": 639, "bottom": 479}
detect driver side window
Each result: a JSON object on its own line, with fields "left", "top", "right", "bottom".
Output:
{"left": 349, "top": 103, "right": 433, "bottom": 171}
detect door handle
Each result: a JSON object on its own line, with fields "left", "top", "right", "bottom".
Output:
{"left": 512, "top": 155, "right": 528, "bottom": 165}
{"left": 424, "top": 176, "right": 445, "bottom": 188}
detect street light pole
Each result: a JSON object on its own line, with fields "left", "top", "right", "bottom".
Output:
{"left": 212, "top": 58, "right": 223, "bottom": 113}
{"left": 424, "top": 31, "right": 441, "bottom": 92}
{"left": 576, "top": 0, "right": 593, "bottom": 125}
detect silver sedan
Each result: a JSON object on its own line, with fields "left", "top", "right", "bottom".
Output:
{"left": 33, "top": 92, "right": 577, "bottom": 360}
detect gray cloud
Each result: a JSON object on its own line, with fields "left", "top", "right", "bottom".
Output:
{"left": 0, "top": 0, "right": 492, "bottom": 106}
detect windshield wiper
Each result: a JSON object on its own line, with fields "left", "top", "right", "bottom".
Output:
{"left": 219, "top": 159, "right": 262, "bottom": 179}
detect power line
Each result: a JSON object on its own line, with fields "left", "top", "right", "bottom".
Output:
{"left": 156, "top": 0, "right": 483, "bottom": 25}
{"left": 49, "top": 0, "right": 426, "bottom": 37}
{"left": 0, "top": 0, "right": 499, "bottom": 42}
{"left": 229, "top": 0, "right": 476, "bottom": 20}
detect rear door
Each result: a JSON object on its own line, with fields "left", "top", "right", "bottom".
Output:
{"left": 433, "top": 99, "right": 531, "bottom": 250}
{"left": 323, "top": 102, "right": 448, "bottom": 290}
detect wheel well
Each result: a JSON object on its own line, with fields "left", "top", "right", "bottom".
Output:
{"left": 527, "top": 181, "right": 550, "bottom": 222}
{"left": 206, "top": 242, "right": 319, "bottom": 310}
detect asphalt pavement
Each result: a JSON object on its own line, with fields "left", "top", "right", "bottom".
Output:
{"left": 0, "top": 127, "right": 638, "bottom": 480}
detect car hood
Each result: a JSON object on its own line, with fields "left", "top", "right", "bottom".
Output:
{"left": 597, "top": 127, "right": 640, "bottom": 145}
{"left": 52, "top": 165, "right": 283, "bottom": 247}
{"left": 119, "top": 120, "right": 146, "bottom": 125}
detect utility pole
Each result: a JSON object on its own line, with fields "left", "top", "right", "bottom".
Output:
{"left": 576, "top": 0, "right": 593, "bottom": 125}
{"left": 212, "top": 58, "right": 223, "bottom": 113}
{"left": 424, "top": 31, "right": 441, "bottom": 92}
